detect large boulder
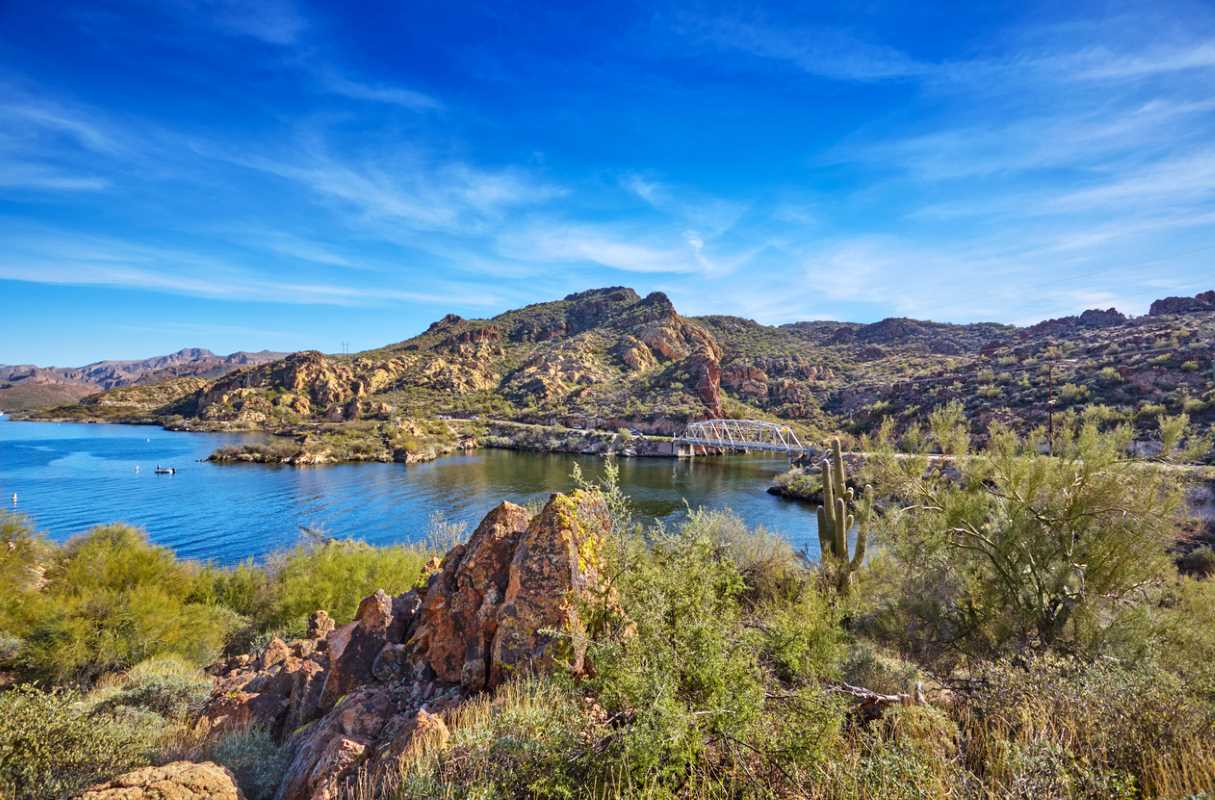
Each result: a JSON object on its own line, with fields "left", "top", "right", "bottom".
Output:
{"left": 489, "top": 492, "right": 610, "bottom": 685}
{"left": 77, "top": 761, "right": 243, "bottom": 800}
{"left": 407, "top": 502, "right": 533, "bottom": 690}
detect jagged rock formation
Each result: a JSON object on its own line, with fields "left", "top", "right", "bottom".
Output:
{"left": 194, "top": 491, "right": 609, "bottom": 800}
{"left": 77, "top": 761, "right": 244, "bottom": 799}
{"left": 1149, "top": 290, "right": 1215, "bottom": 316}
{"left": 1022, "top": 307, "right": 1128, "bottom": 337}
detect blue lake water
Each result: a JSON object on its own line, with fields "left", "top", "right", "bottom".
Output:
{"left": 0, "top": 419, "right": 819, "bottom": 565}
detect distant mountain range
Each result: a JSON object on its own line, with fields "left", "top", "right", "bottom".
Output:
{"left": 0, "top": 348, "right": 285, "bottom": 412}
{"left": 13, "top": 288, "right": 1215, "bottom": 448}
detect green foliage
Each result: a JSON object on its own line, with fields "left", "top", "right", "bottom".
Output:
{"left": 221, "top": 538, "right": 433, "bottom": 640}
{"left": 928, "top": 400, "right": 970, "bottom": 455}
{"left": 88, "top": 654, "right": 212, "bottom": 721}
{"left": 867, "top": 418, "right": 1186, "bottom": 660}
{"left": 3, "top": 523, "right": 238, "bottom": 684}
{"left": 954, "top": 657, "right": 1215, "bottom": 798}
{"left": 392, "top": 678, "right": 592, "bottom": 800}
{"left": 771, "top": 466, "right": 821, "bottom": 500}
{"left": 0, "top": 684, "right": 158, "bottom": 800}
{"left": 587, "top": 515, "right": 763, "bottom": 784}
{"left": 203, "top": 726, "right": 291, "bottom": 800}
{"left": 758, "top": 586, "right": 845, "bottom": 682}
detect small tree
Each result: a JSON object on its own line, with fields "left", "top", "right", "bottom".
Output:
{"left": 872, "top": 418, "right": 1187, "bottom": 657}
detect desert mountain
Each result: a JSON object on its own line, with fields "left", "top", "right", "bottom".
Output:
{"left": 22, "top": 288, "right": 1215, "bottom": 444}
{"left": 0, "top": 348, "right": 285, "bottom": 412}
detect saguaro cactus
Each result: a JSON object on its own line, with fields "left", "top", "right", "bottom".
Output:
{"left": 816, "top": 438, "right": 870, "bottom": 593}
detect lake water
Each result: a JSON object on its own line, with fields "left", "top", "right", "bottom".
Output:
{"left": 0, "top": 419, "right": 819, "bottom": 565}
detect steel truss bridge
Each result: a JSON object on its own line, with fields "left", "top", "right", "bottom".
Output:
{"left": 675, "top": 419, "right": 813, "bottom": 456}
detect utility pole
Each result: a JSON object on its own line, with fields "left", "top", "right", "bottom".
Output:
{"left": 341, "top": 341, "right": 350, "bottom": 357}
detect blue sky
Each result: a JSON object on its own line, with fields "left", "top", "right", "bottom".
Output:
{"left": 3, "top": 1, "right": 1215, "bottom": 364}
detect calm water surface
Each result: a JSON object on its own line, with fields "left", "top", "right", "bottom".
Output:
{"left": 0, "top": 419, "right": 819, "bottom": 564}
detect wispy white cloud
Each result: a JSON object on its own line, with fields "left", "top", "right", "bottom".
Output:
{"left": 1069, "top": 40, "right": 1215, "bottom": 80}
{"left": 224, "top": 141, "right": 565, "bottom": 236}
{"left": 318, "top": 71, "right": 442, "bottom": 111}
{"left": 496, "top": 222, "right": 705, "bottom": 274}
{"left": 0, "top": 230, "right": 505, "bottom": 308}
{"left": 192, "top": 0, "right": 305, "bottom": 45}
{"left": 672, "top": 12, "right": 928, "bottom": 82}
{"left": 0, "top": 165, "right": 108, "bottom": 191}
{"left": 0, "top": 99, "right": 122, "bottom": 155}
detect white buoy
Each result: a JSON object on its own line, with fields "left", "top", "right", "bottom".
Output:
{"left": 10, "top": 493, "right": 16, "bottom": 505}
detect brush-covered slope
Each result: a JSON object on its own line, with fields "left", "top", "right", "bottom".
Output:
{"left": 168, "top": 288, "right": 725, "bottom": 432}
{"left": 29, "top": 287, "right": 1215, "bottom": 446}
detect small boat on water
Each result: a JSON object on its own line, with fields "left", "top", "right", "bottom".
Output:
{"left": 154, "top": 465, "right": 176, "bottom": 475}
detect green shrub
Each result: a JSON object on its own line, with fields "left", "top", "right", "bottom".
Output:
{"left": 203, "top": 726, "right": 291, "bottom": 800}
{"left": 1179, "top": 545, "right": 1215, "bottom": 579}
{"left": 841, "top": 640, "right": 924, "bottom": 696}
{"left": 88, "top": 654, "right": 212, "bottom": 721}
{"left": 954, "top": 657, "right": 1215, "bottom": 798}
{"left": 758, "top": 587, "right": 844, "bottom": 683}
{"left": 5, "top": 524, "right": 239, "bottom": 683}
{"left": 248, "top": 538, "right": 433, "bottom": 638}
{"left": 0, "top": 684, "right": 158, "bottom": 800}
{"left": 771, "top": 467, "right": 821, "bottom": 501}
{"left": 586, "top": 514, "right": 764, "bottom": 785}
{"left": 867, "top": 418, "right": 1186, "bottom": 660}
{"left": 393, "top": 678, "right": 591, "bottom": 799}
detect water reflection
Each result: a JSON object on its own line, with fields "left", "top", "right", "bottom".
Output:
{"left": 0, "top": 420, "right": 818, "bottom": 565}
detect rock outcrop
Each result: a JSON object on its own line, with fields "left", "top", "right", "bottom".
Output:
{"left": 1149, "top": 290, "right": 1215, "bottom": 316}
{"left": 77, "top": 761, "right": 244, "bottom": 800}
{"left": 194, "top": 491, "right": 609, "bottom": 800}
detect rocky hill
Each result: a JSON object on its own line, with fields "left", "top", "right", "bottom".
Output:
{"left": 23, "top": 288, "right": 1215, "bottom": 455}
{"left": 0, "top": 347, "right": 284, "bottom": 412}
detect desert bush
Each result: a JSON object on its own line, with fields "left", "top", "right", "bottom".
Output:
{"left": 88, "top": 654, "right": 212, "bottom": 721}
{"left": 390, "top": 678, "right": 591, "bottom": 799}
{"left": 1179, "top": 545, "right": 1215, "bottom": 578}
{"left": 954, "top": 657, "right": 1215, "bottom": 798}
{"left": 866, "top": 418, "right": 1187, "bottom": 660}
{"left": 424, "top": 510, "right": 468, "bottom": 554}
{"left": 841, "top": 640, "right": 924, "bottom": 697}
{"left": 4, "top": 524, "right": 239, "bottom": 683}
{"left": 771, "top": 466, "right": 821, "bottom": 501}
{"left": 0, "top": 684, "right": 159, "bottom": 800}
{"left": 250, "top": 538, "right": 432, "bottom": 638}
{"left": 203, "top": 725, "right": 291, "bottom": 800}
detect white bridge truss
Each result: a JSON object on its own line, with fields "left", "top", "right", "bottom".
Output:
{"left": 676, "top": 418, "right": 810, "bottom": 455}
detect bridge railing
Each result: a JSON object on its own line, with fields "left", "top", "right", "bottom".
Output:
{"left": 675, "top": 418, "right": 810, "bottom": 454}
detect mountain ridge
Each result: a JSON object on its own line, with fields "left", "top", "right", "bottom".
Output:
{"left": 0, "top": 348, "right": 286, "bottom": 412}
{"left": 16, "top": 288, "right": 1215, "bottom": 455}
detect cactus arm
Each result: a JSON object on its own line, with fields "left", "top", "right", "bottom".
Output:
{"left": 834, "top": 496, "right": 848, "bottom": 559}
{"left": 849, "top": 527, "right": 867, "bottom": 572}
{"left": 816, "top": 504, "right": 829, "bottom": 557}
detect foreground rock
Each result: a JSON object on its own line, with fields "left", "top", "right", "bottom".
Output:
{"left": 194, "top": 491, "right": 609, "bottom": 800}
{"left": 77, "top": 761, "right": 243, "bottom": 800}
